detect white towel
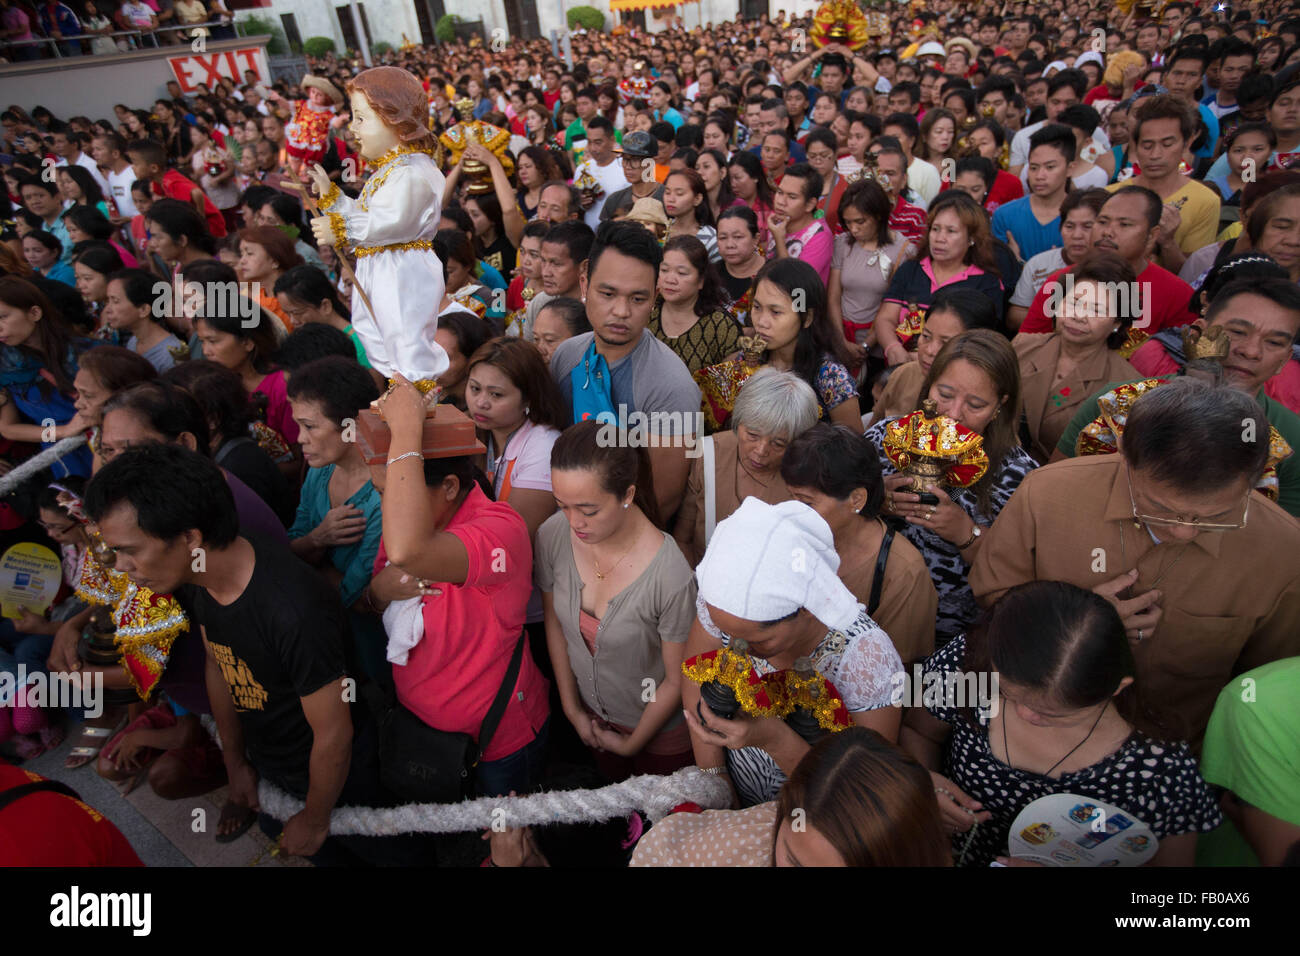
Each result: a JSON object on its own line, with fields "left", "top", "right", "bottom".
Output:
{"left": 696, "top": 497, "right": 861, "bottom": 632}
{"left": 384, "top": 595, "right": 425, "bottom": 667}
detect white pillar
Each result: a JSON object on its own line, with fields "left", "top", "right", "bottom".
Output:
{"left": 350, "top": 0, "right": 372, "bottom": 66}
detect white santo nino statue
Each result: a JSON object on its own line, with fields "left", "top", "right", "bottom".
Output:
{"left": 308, "top": 66, "right": 449, "bottom": 391}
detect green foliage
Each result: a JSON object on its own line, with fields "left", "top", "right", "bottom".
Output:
{"left": 435, "top": 14, "right": 461, "bottom": 44}
{"left": 372, "top": 41, "right": 393, "bottom": 56}
{"left": 303, "top": 36, "right": 337, "bottom": 58}
{"left": 238, "top": 14, "right": 288, "bottom": 55}
{"left": 567, "top": 6, "right": 605, "bottom": 32}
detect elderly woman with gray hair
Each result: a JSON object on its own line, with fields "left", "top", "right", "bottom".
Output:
{"left": 673, "top": 367, "right": 820, "bottom": 566}
{"left": 682, "top": 498, "right": 905, "bottom": 808}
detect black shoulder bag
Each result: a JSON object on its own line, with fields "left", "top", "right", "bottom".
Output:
{"left": 867, "top": 525, "right": 896, "bottom": 618}
{"left": 378, "top": 630, "right": 528, "bottom": 803}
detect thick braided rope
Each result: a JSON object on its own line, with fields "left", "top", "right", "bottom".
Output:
{"left": 255, "top": 768, "right": 734, "bottom": 836}
{"left": 202, "top": 716, "right": 732, "bottom": 835}
{"left": 0, "top": 435, "right": 87, "bottom": 497}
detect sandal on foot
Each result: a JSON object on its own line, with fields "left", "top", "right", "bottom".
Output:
{"left": 216, "top": 801, "right": 257, "bottom": 843}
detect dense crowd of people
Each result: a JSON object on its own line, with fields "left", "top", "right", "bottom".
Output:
{"left": 1, "top": 0, "right": 233, "bottom": 58}
{"left": 1, "top": 0, "right": 1299, "bottom": 868}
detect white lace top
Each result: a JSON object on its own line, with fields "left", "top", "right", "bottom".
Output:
{"left": 695, "top": 593, "right": 903, "bottom": 805}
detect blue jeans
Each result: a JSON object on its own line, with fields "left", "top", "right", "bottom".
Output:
{"left": 0, "top": 619, "right": 54, "bottom": 679}
{"left": 475, "top": 717, "right": 550, "bottom": 798}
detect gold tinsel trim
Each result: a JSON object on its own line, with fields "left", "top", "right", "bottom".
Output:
{"left": 681, "top": 651, "right": 783, "bottom": 719}
{"left": 74, "top": 551, "right": 127, "bottom": 606}
{"left": 328, "top": 213, "right": 349, "bottom": 250}
{"left": 387, "top": 377, "right": 441, "bottom": 396}
{"left": 783, "top": 668, "right": 850, "bottom": 733}
{"left": 360, "top": 164, "right": 397, "bottom": 211}
{"left": 118, "top": 652, "right": 157, "bottom": 702}
{"left": 369, "top": 142, "right": 437, "bottom": 171}
{"left": 111, "top": 582, "right": 189, "bottom": 700}
{"left": 319, "top": 182, "right": 342, "bottom": 211}
{"left": 353, "top": 238, "right": 435, "bottom": 258}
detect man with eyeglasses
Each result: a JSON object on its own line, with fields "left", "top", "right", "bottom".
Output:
{"left": 969, "top": 378, "right": 1300, "bottom": 744}
{"left": 1054, "top": 278, "right": 1300, "bottom": 518}
{"left": 599, "top": 131, "right": 665, "bottom": 223}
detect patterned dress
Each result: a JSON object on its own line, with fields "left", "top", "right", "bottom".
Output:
{"left": 923, "top": 637, "right": 1222, "bottom": 867}
{"left": 865, "top": 418, "right": 1037, "bottom": 643}
{"left": 649, "top": 305, "right": 742, "bottom": 376}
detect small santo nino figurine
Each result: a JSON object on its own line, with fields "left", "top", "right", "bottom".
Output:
{"left": 308, "top": 66, "right": 449, "bottom": 394}
{"left": 283, "top": 75, "right": 345, "bottom": 179}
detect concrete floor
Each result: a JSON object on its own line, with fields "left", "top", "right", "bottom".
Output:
{"left": 7, "top": 730, "right": 309, "bottom": 868}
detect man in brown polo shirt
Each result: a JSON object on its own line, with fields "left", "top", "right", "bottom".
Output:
{"left": 969, "top": 379, "right": 1300, "bottom": 744}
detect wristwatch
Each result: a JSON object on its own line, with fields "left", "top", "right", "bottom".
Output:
{"left": 957, "top": 525, "right": 982, "bottom": 550}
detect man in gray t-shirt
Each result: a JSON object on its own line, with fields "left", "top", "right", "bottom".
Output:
{"left": 552, "top": 329, "right": 702, "bottom": 438}
{"left": 548, "top": 221, "right": 703, "bottom": 519}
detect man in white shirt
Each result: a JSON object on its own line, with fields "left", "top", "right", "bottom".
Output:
{"left": 882, "top": 112, "right": 940, "bottom": 204}
{"left": 242, "top": 86, "right": 271, "bottom": 116}
{"left": 1201, "top": 38, "right": 1256, "bottom": 121}
{"left": 1009, "top": 70, "right": 1109, "bottom": 176}
{"left": 90, "top": 132, "right": 139, "bottom": 221}
{"left": 574, "top": 116, "right": 629, "bottom": 230}
{"left": 686, "top": 67, "right": 717, "bottom": 105}
{"left": 54, "top": 128, "right": 111, "bottom": 199}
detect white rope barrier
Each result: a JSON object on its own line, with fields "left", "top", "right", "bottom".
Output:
{"left": 200, "top": 716, "right": 732, "bottom": 835}
{"left": 0, "top": 436, "right": 87, "bottom": 497}
{"left": 256, "top": 768, "right": 733, "bottom": 835}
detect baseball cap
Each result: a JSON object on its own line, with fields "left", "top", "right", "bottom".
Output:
{"left": 619, "top": 130, "right": 658, "bottom": 158}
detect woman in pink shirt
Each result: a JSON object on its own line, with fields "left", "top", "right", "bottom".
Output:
{"left": 364, "top": 377, "right": 551, "bottom": 797}
{"left": 64, "top": 206, "right": 140, "bottom": 269}
{"left": 192, "top": 299, "right": 299, "bottom": 447}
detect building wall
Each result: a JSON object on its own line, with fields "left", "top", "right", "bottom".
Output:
{"left": 0, "top": 37, "right": 270, "bottom": 119}
{"left": 243, "top": 0, "right": 762, "bottom": 51}
{"left": 250, "top": 0, "right": 423, "bottom": 51}
{"left": 659, "top": 0, "right": 743, "bottom": 33}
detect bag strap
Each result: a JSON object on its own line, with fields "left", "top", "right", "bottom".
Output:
{"left": 474, "top": 630, "right": 528, "bottom": 764}
{"left": 702, "top": 435, "right": 717, "bottom": 548}
{"left": 0, "top": 779, "right": 82, "bottom": 813}
{"left": 867, "top": 524, "right": 895, "bottom": 617}
{"left": 213, "top": 435, "right": 255, "bottom": 467}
